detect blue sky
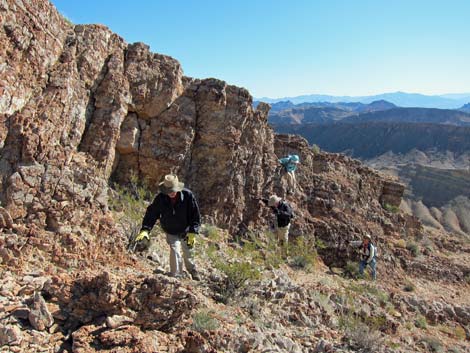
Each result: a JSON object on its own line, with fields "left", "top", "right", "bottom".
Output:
{"left": 51, "top": 0, "right": 470, "bottom": 98}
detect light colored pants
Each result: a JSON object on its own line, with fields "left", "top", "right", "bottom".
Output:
{"left": 166, "top": 233, "right": 196, "bottom": 277}
{"left": 283, "top": 171, "right": 296, "bottom": 192}
{"left": 275, "top": 224, "right": 290, "bottom": 256}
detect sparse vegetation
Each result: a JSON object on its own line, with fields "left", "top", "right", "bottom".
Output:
{"left": 109, "top": 174, "right": 153, "bottom": 247}
{"left": 438, "top": 324, "right": 467, "bottom": 340}
{"left": 192, "top": 309, "right": 219, "bottom": 332}
{"left": 203, "top": 224, "right": 221, "bottom": 241}
{"left": 340, "top": 315, "right": 383, "bottom": 352}
{"left": 344, "top": 261, "right": 360, "bottom": 278}
{"left": 406, "top": 241, "right": 420, "bottom": 257}
{"left": 347, "top": 282, "right": 389, "bottom": 305}
{"left": 383, "top": 203, "right": 399, "bottom": 213}
{"left": 207, "top": 241, "right": 262, "bottom": 303}
{"left": 288, "top": 236, "right": 318, "bottom": 272}
{"left": 421, "top": 237, "right": 434, "bottom": 253}
{"left": 414, "top": 314, "right": 427, "bottom": 329}
{"left": 420, "top": 336, "right": 443, "bottom": 352}
{"left": 395, "top": 239, "right": 407, "bottom": 248}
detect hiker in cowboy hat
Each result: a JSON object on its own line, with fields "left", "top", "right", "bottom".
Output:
{"left": 266, "top": 195, "right": 294, "bottom": 257}
{"left": 350, "top": 234, "right": 377, "bottom": 280}
{"left": 135, "top": 174, "right": 201, "bottom": 280}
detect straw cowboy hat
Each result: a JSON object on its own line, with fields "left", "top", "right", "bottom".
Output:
{"left": 159, "top": 174, "right": 184, "bottom": 194}
{"left": 268, "top": 195, "right": 282, "bottom": 207}
{"left": 363, "top": 234, "right": 372, "bottom": 240}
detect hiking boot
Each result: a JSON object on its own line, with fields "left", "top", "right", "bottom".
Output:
{"left": 190, "top": 270, "right": 201, "bottom": 281}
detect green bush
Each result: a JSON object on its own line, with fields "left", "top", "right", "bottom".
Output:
{"left": 340, "top": 314, "right": 383, "bottom": 352}
{"left": 406, "top": 241, "right": 420, "bottom": 257}
{"left": 383, "top": 203, "right": 399, "bottom": 213}
{"left": 288, "top": 236, "right": 317, "bottom": 272}
{"left": 203, "top": 224, "right": 221, "bottom": 241}
{"left": 212, "top": 255, "right": 261, "bottom": 303}
{"left": 344, "top": 261, "right": 360, "bottom": 278}
{"left": 192, "top": 310, "right": 219, "bottom": 332}
{"left": 109, "top": 174, "right": 152, "bottom": 247}
{"left": 415, "top": 314, "right": 427, "bottom": 329}
{"left": 245, "top": 231, "right": 284, "bottom": 269}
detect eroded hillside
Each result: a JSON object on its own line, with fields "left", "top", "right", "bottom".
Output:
{"left": 0, "top": 1, "right": 469, "bottom": 352}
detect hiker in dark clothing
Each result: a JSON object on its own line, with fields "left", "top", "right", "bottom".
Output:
{"left": 265, "top": 195, "right": 294, "bottom": 257}
{"left": 135, "top": 174, "right": 201, "bottom": 280}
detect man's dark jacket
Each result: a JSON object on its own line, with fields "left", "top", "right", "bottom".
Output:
{"left": 141, "top": 188, "right": 201, "bottom": 236}
{"left": 273, "top": 200, "right": 294, "bottom": 227}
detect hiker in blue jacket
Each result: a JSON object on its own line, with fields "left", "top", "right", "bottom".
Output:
{"left": 279, "top": 154, "right": 300, "bottom": 193}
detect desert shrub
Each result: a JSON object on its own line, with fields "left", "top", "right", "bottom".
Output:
{"left": 252, "top": 231, "right": 284, "bottom": 269}
{"left": 315, "top": 238, "right": 327, "bottom": 250}
{"left": 421, "top": 237, "right": 434, "bottom": 253}
{"left": 395, "top": 239, "right": 407, "bottom": 248}
{"left": 289, "top": 236, "right": 317, "bottom": 272}
{"left": 192, "top": 310, "right": 219, "bottom": 332}
{"left": 60, "top": 14, "right": 74, "bottom": 26}
{"left": 348, "top": 282, "right": 389, "bottom": 305}
{"left": 383, "top": 203, "right": 399, "bottom": 213}
{"left": 109, "top": 174, "right": 152, "bottom": 247}
{"left": 341, "top": 315, "right": 383, "bottom": 352}
{"left": 420, "top": 336, "right": 443, "bottom": 352}
{"left": 212, "top": 254, "right": 261, "bottom": 303}
{"left": 344, "top": 261, "right": 360, "bottom": 278}
{"left": 311, "top": 144, "right": 321, "bottom": 154}
{"left": 406, "top": 241, "right": 420, "bottom": 257}
{"left": 414, "top": 314, "right": 427, "bottom": 329}
{"left": 203, "top": 224, "right": 221, "bottom": 241}
{"left": 438, "top": 324, "right": 467, "bottom": 340}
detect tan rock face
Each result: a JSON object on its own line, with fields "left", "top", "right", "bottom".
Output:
{"left": 0, "top": 0, "right": 407, "bottom": 256}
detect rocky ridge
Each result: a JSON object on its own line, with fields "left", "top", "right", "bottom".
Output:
{"left": 0, "top": 0, "right": 469, "bottom": 352}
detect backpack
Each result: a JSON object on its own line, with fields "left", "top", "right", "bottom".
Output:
{"left": 369, "top": 243, "right": 378, "bottom": 259}
{"left": 280, "top": 201, "right": 294, "bottom": 219}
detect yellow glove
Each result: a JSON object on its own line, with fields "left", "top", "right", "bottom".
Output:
{"left": 186, "top": 233, "right": 196, "bottom": 248}
{"left": 135, "top": 230, "right": 149, "bottom": 242}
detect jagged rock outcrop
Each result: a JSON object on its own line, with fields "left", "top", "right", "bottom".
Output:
{"left": 2, "top": 3, "right": 470, "bottom": 353}
{"left": 0, "top": 0, "right": 408, "bottom": 244}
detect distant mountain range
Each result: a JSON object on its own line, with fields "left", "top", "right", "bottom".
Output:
{"left": 459, "top": 103, "right": 470, "bottom": 113}
{"left": 265, "top": 93, "right": 470, "bottom": 236}
{"left": 345, "top": 108, "right": 470, "bottom": 126}
{"left": 256, "top": 91, "right": 470, "bottom": 109}
{"left": 269, "top": 101, "right": 470, "bottom": 126}
{"left": 275, "top": 122, "right": 470, "bottom": 159}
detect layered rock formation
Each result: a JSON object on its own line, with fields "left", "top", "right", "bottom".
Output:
{"left": 0, "top": 0, "right": 405, "bottom": 243}
{"left": 2, "top": 2, "right": 470, "bottom": 353}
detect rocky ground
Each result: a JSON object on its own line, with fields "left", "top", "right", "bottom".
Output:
{"left": 1, "top": 220, "right": 469, "bottom": 353}
{"left": 1, "top": 0, "right": 469, "bottom": 352}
